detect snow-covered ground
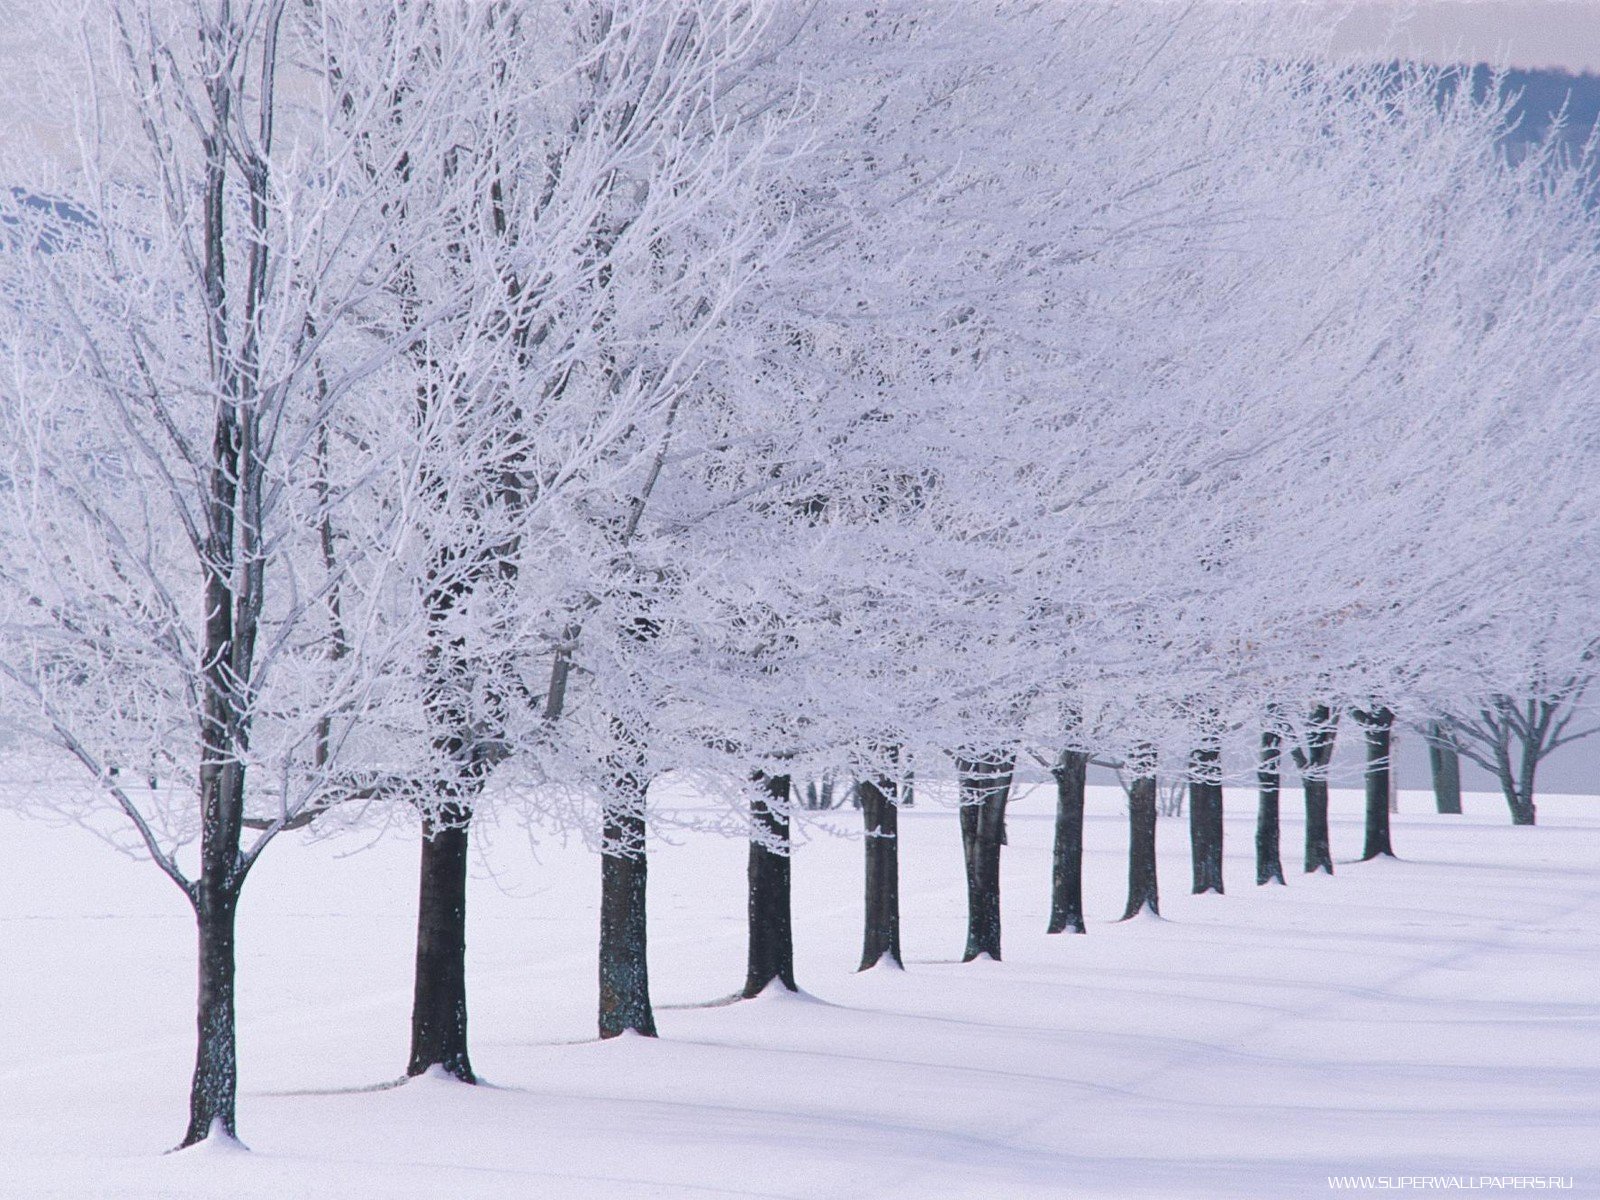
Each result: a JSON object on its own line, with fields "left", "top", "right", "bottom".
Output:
{"left": 0, "top": 779, "right": 1596, "bottom": 1198}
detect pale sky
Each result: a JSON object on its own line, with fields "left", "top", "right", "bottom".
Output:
{"left": 1317, "top": 1, "right": 1600, "bottom": 72}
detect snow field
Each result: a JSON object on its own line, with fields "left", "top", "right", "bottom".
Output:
{"left": 0, "top": 781, "right": 1596, "bottom": 1198}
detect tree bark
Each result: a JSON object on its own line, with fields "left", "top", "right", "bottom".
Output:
{"left": 1292, "top": 706, "right": 1337, "bottom": 875}
{"left": 599, "top": 766, "right": 655, "bottom": 1037}
{"left": 1188, "top": 747, "right": 1224, "bottom": 895}
{"left": 182, "top": 881, "right": 241, "bottom": 1147}
{"left": 956, "top": 754, "right": 1012, "bottom": 961}
{"left": 803, "top": 775, "right": 837, "bottom": 811}
{"left": 1120, "top": 771, "right": 1160, "bottom": 919}
{"left": 183, "top": 184, "right": 253, "bottom": 1147}
{"left": 1428, "top": 722, "right": 1462, "bottom": 814}
{"left": 1388, "top": 726, "right": 1400, "bottom": 814}
{"left": 1048, "top": 751, "right": 1088, "bottom": 934}
{"left": 858, "top": 777, "right": 902, "bottom": 970}
{"left": 1501, "top": 764, "right": 1538, "bottom": 826}
{"left": 1495, "top": 721, "right": 1539, "bottom": 825}
{"left": 1256, "top": 725, "right": 1285, "bottom": 885}
{"left": 408, "top": 805, "right": 474, "bottom": 1081}
{"left": 186, "top": 475, "right": 251, "bottom": 1145}
{"left": 1303, "top": 778, "right": 1333, "bottom": 874}
{"left": 743, "top": 774, "right": 796, "bottom": 996}
{"left": 1358, "top": 707, "right": 1396, "bottom": 859}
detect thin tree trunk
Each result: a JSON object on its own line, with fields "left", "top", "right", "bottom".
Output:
{"left": 1188, "top": 747, "right": 1224, "bottom": 895}
{"left": 1358, "top": 707, "right": 1396, "bottom": 859}
{"left": 1501, "top": 771, "right": 1537, "bottom": 826}
{"left": 1256, "top": 725, "right": 1285, "bottom": 885}
{"left": 408, "top": 805, "right": 474, "bottom": 1081}
{"left": 599, "top": 767, "right": 655, "bottom": 1037}
{"left": 858, "top": 777, "right": 902, "bottom": 970}
{"left": 184, "top": 321, "right": 249, "bottom": 1146}
{"left": 1303, "top": 777, "right": 1333, "bottom": 874}
{"left": 174, "top": 7, "right": 277, "bottom": 1144}
{"left": 1486, "top": 721, "right": 1530, "bottom": 826}
{"left": 185, "top": 420, "right": 253, "bottom": 1146}
{"left": 956, "top": 754, "right": 1012, "bottom": 961}
{"left": 743, "top": 774, "right": 796, "bottom": 996}
{"left": 1294, "top": 706, "right": 1337, "bottom": 875}
{"left": 1120, "top": 772, "right": 1159, "bottom": 919}
{"left": 1507, "top": 728, "right": 1540, "bottom": 826}
{"left": 1388, "top": 726, "right": 1399, "bottom": 814}
{"left": 1048, "top": 751, "right": 1088, "bottom": 934}
{"left": 182, "top": 882, "right": 241, "bottom": 1146}
{"left": 1428, "top": 722, "right": 1462, "bottom": 814}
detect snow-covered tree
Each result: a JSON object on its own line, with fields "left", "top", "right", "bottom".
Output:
{"left": 320, "top": 0, "right": 819, "bottom": 1046}
{"left": 0, "top": 0, "right": 484, "bottom": 1145}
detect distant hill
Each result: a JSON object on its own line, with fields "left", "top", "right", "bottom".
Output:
{"left": 1455, "top": 65, "right": 1600, "bottom": 166}
{"left": 1, "top": 186, "right": 91, "bottom": 253}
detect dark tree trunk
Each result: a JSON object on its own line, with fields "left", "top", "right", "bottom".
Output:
{"left": 1427, "top": 722, "right": 1463, "bottom": 814}
{"left": 1495, "top": 727, "right": 1539, "bottom": 825}
{"left": 1256, "top": 726, "right": 1285, "bottom": 885}
{"left": 858, "top": 777, "right": 902, "bottom": 970}
{"left": 743, "top": 774, "right": 796, "bottom": 997}
{"left": 182, "top": 882, "right": 241, "bottom": 1147}
{"left": 1048, "top": 751, "right": 1088, "bottom": 934}
{"left": 1359, "top": 707, "right": 1396, "bottom": 859}
{"left": 183, "top": 463, "right": 254, "bottom": 1149}
{"left": 1292, "top": 706, "right": 1337, "bottom": 875}
{"left": 410, "top": 635, "right": 487, "bottom": 1079}
{"left": 1501, "top": 765, "right": 1538, "bottom": 826}
{"left": 1517, "top": 734, "right": 1539, "bottom": 826}
{"left": 599, "top": 764, "right": 655, "bottom": 1037}
{"left": 956, "top": 754, "right": 1013, "bottom": 962}
{"left": 1120, "top": 772, "right": 1159, "bottom": 919}
{"left": 182, "top": 305, "right": 252, "bottom": 1148}
{"left": 1188, "top": 747, "right": 1224, "bottom": 895}
{"left": 171, "top": 17, "right": 281, "bottom": 1143}
{"left": 1303, "top": 778, "right": 1333, "bottom": 874}
{"left": 408, "top": 804, "right": 474, "bottom": 1081}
